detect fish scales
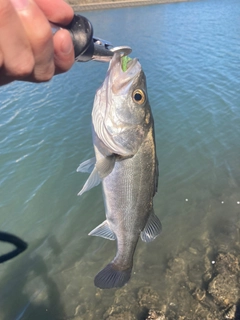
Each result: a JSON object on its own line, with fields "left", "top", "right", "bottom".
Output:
{"left": 77, "top": 53, "right": 162, "bottom": 289}
{"left": 103, "top": 128, "right": 157, "bottom": 263}
{"left": 104, "top": 128, "right": 156, "bottom": 231}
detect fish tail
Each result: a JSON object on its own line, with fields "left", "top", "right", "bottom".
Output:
{"left": 94, "top": 262, "right": 132, "bottom": 289}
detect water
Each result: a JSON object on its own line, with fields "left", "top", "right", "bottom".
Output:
{"left": 1, "top": 0, "right": 240, "bottom": 319}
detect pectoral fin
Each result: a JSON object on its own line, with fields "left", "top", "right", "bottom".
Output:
{"left": 77, "top": 167, "right": 101, "bottom": 196}
{"left": 77, "top": 154, "right": 115, "bottom": 196}
{"left": 141, "top": 210, "right": 162, "bottom": 243}
{"left": 77, "top": 157, "right": 96, "bottom": 173}
{"left": 96, "top": 155, "right": 116, "bottom": 179}
{"left": 88, "top": 220, "right": 116, "bottom": 240}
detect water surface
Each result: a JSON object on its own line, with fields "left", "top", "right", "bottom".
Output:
{"left": 0, "top": 0, "right": 240, "bottom": 319}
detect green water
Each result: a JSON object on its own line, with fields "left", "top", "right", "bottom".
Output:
{"left": 0, "top": 0, "right": 240, "bottom": 319}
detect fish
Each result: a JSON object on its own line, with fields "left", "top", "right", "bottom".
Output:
{"left": 77, "top": 52, "right": 162, "bottom": 289}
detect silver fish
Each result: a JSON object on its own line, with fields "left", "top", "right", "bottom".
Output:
{"left": 77, "top": 53, "right": 162, "bottom": 289}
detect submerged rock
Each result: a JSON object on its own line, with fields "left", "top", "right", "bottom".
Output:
{"left": 192, "top": 287, "right": 206, "bottom": 302}
{"left": 208, "top": 253, "right": 240, "bottom": 308}
{"left": 188, "top": 239, "right": 205, "bottom": 255}
{"left": 99, "top": 244, "right": 240, "bottom": 320}
{"left": 214, "top": 252, "right": 239, "bottom": 275}
{"left": 105, "top": 311, "right": 137, "bottom": 320}
{"left": 103, "top": 287, "right": 139, "bottom": 320}
{"left": 208, "top": 273, "right": 239, "bottom": 307}
{"left": 138, "top": 286, "right": 161, "bottom": 309}
{"left": 146, "top": 309, "right": 166, "bottom": 320}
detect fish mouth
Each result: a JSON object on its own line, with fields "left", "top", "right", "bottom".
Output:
{"left": 108, "top": 53, "right": 141, "bottom": 94}
{"left": 121, "top": 55, "right": 135, "bottom": 72}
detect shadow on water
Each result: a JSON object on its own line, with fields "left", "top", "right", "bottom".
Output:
{"left": 0, "top": 236, "right": 68, "bottom": 320}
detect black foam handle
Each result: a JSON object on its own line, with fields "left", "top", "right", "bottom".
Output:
{"left": 66, "top": 14, "right": 94, "bottom": 61}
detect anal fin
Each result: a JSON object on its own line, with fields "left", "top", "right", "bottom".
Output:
{"left": 141, "top": 210, "right": 162, "bottom": 243}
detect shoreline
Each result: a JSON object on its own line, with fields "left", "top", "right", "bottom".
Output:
{"left": 70, "top": 0, "right": 191, "bottom": 12}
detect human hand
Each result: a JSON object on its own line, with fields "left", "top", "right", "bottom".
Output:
{"left": 0, "top": 0, "right": 75, "bottom": 86}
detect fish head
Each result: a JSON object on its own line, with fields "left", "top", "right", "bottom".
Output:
{"left": 92, "top": 53, "right": 152, "bottom": 157}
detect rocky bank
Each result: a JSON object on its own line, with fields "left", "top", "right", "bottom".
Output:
{"left": 65, "top": 0, "right": 191, "bottom": 12}
{"left": 71, "top": 226, "right": 240, "bottom": 320}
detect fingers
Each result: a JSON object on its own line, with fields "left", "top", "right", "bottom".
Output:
{"left": 53, "top": 29, "right": 75, "bottom": 74}
{"left": 0, "top": 0, "right": 75, "bottom": 85}
{"left": 14, "top": 0, "right": 55, "bottom": 82}
{"left": 0, "top": 0, "right": 34, "bottom": 81}
{"left": 34, "top": 0, "right": 74, "bottom": 25}
{"left": 33, "top": 0, "right": 75, "bottom": 74}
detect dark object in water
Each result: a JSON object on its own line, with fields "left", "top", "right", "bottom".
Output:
{"left": 0, "top": 231, "right": 27, "bottom": 263}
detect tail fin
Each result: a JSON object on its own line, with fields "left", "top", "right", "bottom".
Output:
{"left": 94, "top": 263, "right": 132, "bottom": 289}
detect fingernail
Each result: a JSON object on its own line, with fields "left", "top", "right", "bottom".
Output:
{"left": 61, "top": 35, "right": 73, "bottom": 55}
{"left": 10, "top": 0, "right": 29, "bottom": 10}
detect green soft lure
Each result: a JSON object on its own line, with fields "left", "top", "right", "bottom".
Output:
{"left": 121, "top": 56, "right": 132, "bottom": 72}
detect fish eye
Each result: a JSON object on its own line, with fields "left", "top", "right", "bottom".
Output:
{"left": 132, "top": 89, "right": 145, "bottom": 105}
